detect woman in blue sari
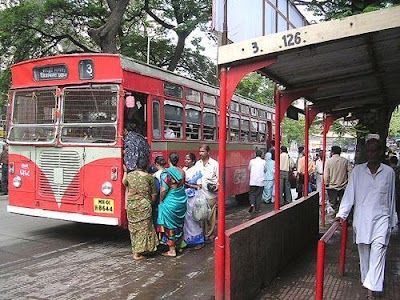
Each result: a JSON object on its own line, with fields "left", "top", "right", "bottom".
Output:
{"left": 157, "top": 152, "right": 188, "bottom": 257}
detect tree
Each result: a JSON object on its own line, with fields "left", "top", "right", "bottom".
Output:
{"left": 88, "top": 0, "right": 130, "bottom": 53}
{"left": 282, "top": 116, "right": 306, "bottom": 146}
{"left": 0, "top": 0, "right": 217, "bottom": 105}
{"left": 281, "top": 114, "right": 321, "bottom": 147}
{"left": 389, "top": 106, "right": 400, "bottom": 138}
{"left": 235, "top": 72, "right": 274, "bottom": 106}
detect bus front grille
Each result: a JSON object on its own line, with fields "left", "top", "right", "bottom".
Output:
{"left": 39, "top": 150, "right": 81, "bottom": 201}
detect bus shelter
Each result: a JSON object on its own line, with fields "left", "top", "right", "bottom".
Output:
{"left": 215, "top": 6, "right": 400, "bottom": 299}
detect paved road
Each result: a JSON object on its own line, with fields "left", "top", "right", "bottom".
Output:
{"left": 0, "top": 191, "right": 302, "bottom": 300}
{"left": 0, "top": 196, "right": 216, "bottom": 300}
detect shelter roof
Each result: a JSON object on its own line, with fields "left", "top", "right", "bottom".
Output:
{"left": 218, "top": 6, "right": 400, "bottom": 122}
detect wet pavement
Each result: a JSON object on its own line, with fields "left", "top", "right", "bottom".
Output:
{"left": 1, "top": 193, "right": 399, "bottom": 299}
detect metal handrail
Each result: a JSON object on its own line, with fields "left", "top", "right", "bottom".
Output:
{"left": 315, "top": 219, "right": 349, "bottom": 300}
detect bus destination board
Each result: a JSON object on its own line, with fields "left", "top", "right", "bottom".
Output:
{"left": 33, "top": 64, "right": 68, "bottom": 81}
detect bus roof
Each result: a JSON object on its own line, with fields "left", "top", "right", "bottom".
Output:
{"left": 11, "top": 53, "right": 274, "bottom": 112}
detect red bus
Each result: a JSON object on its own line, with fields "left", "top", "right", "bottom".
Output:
{"left": 6, "top": 54, "right": 275, "bottom": 227}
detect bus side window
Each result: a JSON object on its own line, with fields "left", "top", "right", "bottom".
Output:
{"left": 203, "top": 111, "right": 216, "bottom": 141}
{"left": 241, "top": 119, "right": 250, "bottom": 142}
{"left": 251, "top": 120, "right": 258, "bottom": 142}
{"left": 229, "top": 116, "right": 239, "bottom": 142}
{"left": 164, "top": 101, "right": 183, "bottom": 139}
{"left": 259, "top": 122, "right": 267, "bottom": 143}
{"left": 164, "top": 122, "right": 181, "bottom": 139}
{"left": 152, "top": 100, "right": 161, "bottom": 138}
{"left": 185, "top": 105, "right": 201, "bottom": 140}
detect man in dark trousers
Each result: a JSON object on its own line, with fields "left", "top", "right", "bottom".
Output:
{"left": 248, "top": 149, "right": 267, "bottom": 213}
{"left": 324, "top": 145, "right": 352, "bottom": 215}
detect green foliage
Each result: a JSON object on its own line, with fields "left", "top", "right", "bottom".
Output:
{"left": 282, "top": 116, "right": 306, "bottom": 146}
{"left": 235, "top": 72, "right": 274, "bottom": 106}
{"left": 389, "top": 106, "right": 400, "bottom": 137}
{"left": 0, "top": 0, "right": 218, "bottom": 110}
{"left": 0, "top": 69, "right": 11, "bottom": 110}
{"left": 281, "top": 114, "right": 321, "bottom": 146}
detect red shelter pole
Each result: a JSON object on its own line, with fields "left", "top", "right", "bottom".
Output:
{"left": 274, "top": 89, "right": 281, "bottom": 211}
{"left": 339, "top": 219, "right": 349, "bottom": 276}
{"left": 304, "top": 101, "right": 309, "bottom": 197}
{"left": 315, "top": 240, "right": 326, "bottom": 300}
{"left": 215, "top": 67, "right": 227, "bottom": 300}
{"left": 321, "top": 115, "right": 335, "bottom": 227}
{"left": 306, "top": 106, "right": 320, "bottom": 199}
{"left": 275, "top": 91, "right": 310, "bottom": 208}
{"left": 215, "top": 60, "right": 277, "bottom": 299}
{"left": 321, "top": 116, "right": 328, "bottom": 227}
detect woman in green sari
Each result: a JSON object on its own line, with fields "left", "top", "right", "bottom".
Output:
{"left": 157, "top": 152, "right": 188, "bottom": 257}
{"left": 123, "top": 157, "right": 159, "bottom": 260}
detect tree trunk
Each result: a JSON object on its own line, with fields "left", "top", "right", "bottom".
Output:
{"left": 168, "top": 31, "right": 189, "bottom": 71}
{"left": 88, "top": 0, "right": 130, "bottom": 53}
{"left": 355, "top": 105, "right": 395, "bottom": 164}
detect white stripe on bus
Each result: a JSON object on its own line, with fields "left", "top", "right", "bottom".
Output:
{"left": 7, "top": 206, "right": 119, "bottom": 226}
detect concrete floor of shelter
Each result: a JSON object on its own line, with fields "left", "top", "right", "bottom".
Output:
{"left": 225, "top": 192, "right": 400, "bottom": 300}
{"left": 259, "top": 214, "right": 400, "bottom": 300}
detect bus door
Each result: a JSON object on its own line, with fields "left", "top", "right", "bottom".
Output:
{"left": 124, "top": 91, "right": 147, "bottom": 137}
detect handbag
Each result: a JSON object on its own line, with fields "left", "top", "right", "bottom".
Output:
{"left": 192, "top": 190, "right": 210, "bottom": 222}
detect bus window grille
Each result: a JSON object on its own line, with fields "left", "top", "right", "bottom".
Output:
{"left": 63, "top": 89, "right": 118, "bottom": 123}
{"left": 39, "top": 150, "right": 81, "bottom": 200}
{"left": 13, "top": 89, "right": 57, "bottom": 125}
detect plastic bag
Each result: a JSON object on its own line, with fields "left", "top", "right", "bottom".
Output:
{"left": 192, "top": 190, "right": 210, "bottom": 222}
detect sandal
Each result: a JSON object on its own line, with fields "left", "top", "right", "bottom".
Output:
{"left": 162, "top": 251, "right": 176, "bottom": 257}
{"left": 132, "top": 254, "right": 145, "bottom": 261}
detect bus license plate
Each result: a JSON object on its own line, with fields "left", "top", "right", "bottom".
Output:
{"left": 94, "top": 198, "right": 114, "bottom": 214}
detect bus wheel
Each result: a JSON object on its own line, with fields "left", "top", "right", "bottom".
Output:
{"left": 235, "top": 192, "right": 249, "bottom": 206}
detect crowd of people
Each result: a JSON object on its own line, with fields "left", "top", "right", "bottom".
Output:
{"left": 122, "top": 120, "right": 398, "bottom": 299}
{"left": 122, "top": 124, "right": 219, "bottom": 260}
{"left": 248, "top": 138, "right": 398, "bottom": 298}
{"left": 248, "top": 143, "right": 320, "bottom": 212}
{"left": 120, "top": 116, "right": 399, "bottom": 299}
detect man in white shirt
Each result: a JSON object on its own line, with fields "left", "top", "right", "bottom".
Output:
{"left": 164, "top": 126, "right": 176, "bottom": 139}
{"left": 280, "top": 145, "right": 293, "bottom": 206}
{"left": 248, "top": 150, "right": 267, "bottom": 213}
{"left": 335, "top": 138, "right": 398, "bottom": 299}
{"left": 195, "top": 144, "right": 219, "bottom": 241}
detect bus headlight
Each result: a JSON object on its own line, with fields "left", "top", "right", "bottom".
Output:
{"left": 101, "top": 181, "right": 112, "bottom": 196}
{"left": 13, "top": 176, "right": 22, "bottom": 188}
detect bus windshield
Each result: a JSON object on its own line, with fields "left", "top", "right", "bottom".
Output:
{"left": 9, "top": 88, "right": 58, "bottom": 143}
{"left": 61, "top": 85, "right": 118, "bottom": 144}
{"left": 8, "top": 85, "right": 119, "bottom": 144}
